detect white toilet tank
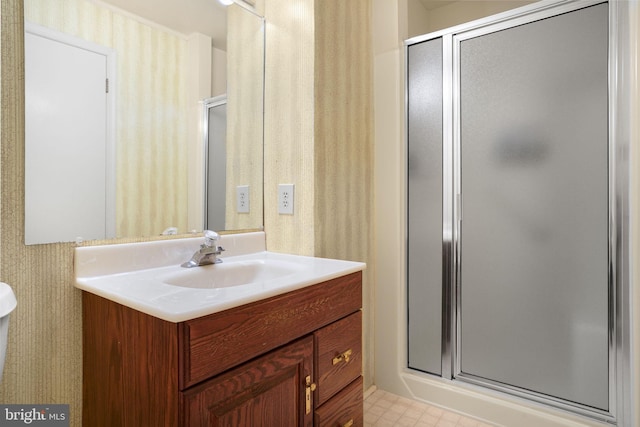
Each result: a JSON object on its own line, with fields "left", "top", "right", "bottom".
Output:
{"left": 0, "top": 282, "right": 16, "bottom": 382}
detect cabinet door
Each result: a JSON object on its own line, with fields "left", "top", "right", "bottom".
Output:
{"left": 181, "top": 336, "right": 314, "bottom": 427}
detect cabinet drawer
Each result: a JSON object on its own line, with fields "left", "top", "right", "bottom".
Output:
{"left": 314, "top": 376, "right": 363, "bottom": 427}
{"left": 314, "top": 311, "right": 362, "bottom": 405}
{"left": 180, "top": 272, "right": 362, "bottom": 389}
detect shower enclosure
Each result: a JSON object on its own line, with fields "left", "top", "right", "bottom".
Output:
{"left": 406, "top": 1, "right": 632, "bottom": 424}
{"left": 203, "top": 96, "right": 227, "bottom": 232}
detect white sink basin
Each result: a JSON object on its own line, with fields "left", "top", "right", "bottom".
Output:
{"left": 160, "top": 259, "right": 304, "bottom": 289}
{"left": 74, "top": 232, "right": 365, "bottom": 322}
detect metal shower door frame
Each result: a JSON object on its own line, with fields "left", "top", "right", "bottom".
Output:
{"left": 406, "top": 0, "right": 633, "bottom": 424}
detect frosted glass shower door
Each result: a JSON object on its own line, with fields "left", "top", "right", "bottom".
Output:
{"left": 407, "top": 38, "right": 443, "bottom": 375}
{"left": 205, "top": 99, "right": 227, "bottom": 231}
{"left": 457, "top": 3, "right": 609, "bottom": 410}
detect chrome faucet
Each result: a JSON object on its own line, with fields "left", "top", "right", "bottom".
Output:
{"left": 181, "top": 230, "right": 225, "bottom": 268}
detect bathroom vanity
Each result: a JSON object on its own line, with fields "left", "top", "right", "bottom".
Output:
{"left": 75, "top": 233, "right": 365, "bottom": 426}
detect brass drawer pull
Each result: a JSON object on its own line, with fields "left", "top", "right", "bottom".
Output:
{"left": 332, "top": 349, "right": 353, "bottom": 365}
{"left": 342, "top": 419, "right": 354, "bottom": 427}
{"left": 305, "top": 375, "right": 317, "bottom": 414}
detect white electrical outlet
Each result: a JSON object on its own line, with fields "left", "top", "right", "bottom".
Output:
{"left": 236, "top": 185, "right": 250, "bottom": 213}
{"left": 278, "top": 184, "right": 294, "bottom": 215}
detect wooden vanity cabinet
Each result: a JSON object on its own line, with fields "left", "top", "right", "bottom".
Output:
{"left": 82, "top": 271, "right": 363, "bottom": 427}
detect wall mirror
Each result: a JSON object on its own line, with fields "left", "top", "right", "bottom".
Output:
{"left": 23, "top": 0, "right": 264, "bottom": 245}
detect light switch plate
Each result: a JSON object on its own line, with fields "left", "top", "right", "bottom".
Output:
{"left": 236, "top": 185, "right": 250, "bottom": 213}
{"left": 278, "top": 184, "right": 294, "bottom": 215}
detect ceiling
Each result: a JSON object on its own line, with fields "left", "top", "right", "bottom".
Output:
{"left": 419, "top": 0, "right": 458, "bottom": 10}
{"left": 96, "top": 0, "right": 459, "bottom": 49}
{"left": 94, "top": 0, "right": 229, "bottom": 49}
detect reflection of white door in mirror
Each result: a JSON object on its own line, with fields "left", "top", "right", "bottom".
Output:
{"left": 24, "top": 23, "right": 116, "bottom": 245}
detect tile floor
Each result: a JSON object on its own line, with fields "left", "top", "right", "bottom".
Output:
{"left": 364, "top": 388, "right": 495, "bottom": 427}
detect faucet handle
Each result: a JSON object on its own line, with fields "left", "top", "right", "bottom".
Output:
{"left": 203, "top": 230, "right": 220, "bottom": 248}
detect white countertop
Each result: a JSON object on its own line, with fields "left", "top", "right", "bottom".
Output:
{"left": 74, "top": 232, "right": 365, "bottom": 322}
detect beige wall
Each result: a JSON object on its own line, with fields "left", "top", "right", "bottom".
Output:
{"left": 186, "top": 31, "right": 212, "bottom": 234}
{"left": 372, "top": 0, "right": 405, "bottom": 396}
{"left": 1, "top": 1, "right": 374, "bottom": 426}
{"left": 313, "top": 0, "right": 374, "bottom": 391}
{"left": 264, "top": 0, "right": 316, "bottom": 256}
{"left": 25, "top": 0, "right": 190, "bottom": 238}
{"left": 406, "top": 0, "right": 430, "bottom": 39}
{"left": 211, "top": 46, "right": 227, "bottom": 97}
{"left": 225, "top": 3, "right": 264, "bottom": 231}
{"left": 401, "top": 0, "right": 536, "bottom": 41}
{"left": 418, "top": 0, "right": 534, "bottom": 34}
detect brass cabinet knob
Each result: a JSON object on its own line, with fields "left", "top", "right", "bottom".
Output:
{"left": 332, "top": 349, "right": 353, "bottom": 365}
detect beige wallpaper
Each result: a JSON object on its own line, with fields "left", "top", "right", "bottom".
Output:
{"left": 225, "top": 3, "right": 264, "bottom": 231}
{"left": 264, "top": 0, "right": 375, "bottom": 390}
{"left": 313, "top": 0, "right": 374, "bottom": 391}
{"left": 264, "top": 0, "right": 316, "bottom": 256}
{"left": 1, "top": 1, "right": 375, "bottom": 426}
{"left": 1, "top": 1, "right": 85, "bottom": 425}
{"left": 24, "top": 0, "right": 189, "bottom": 238}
